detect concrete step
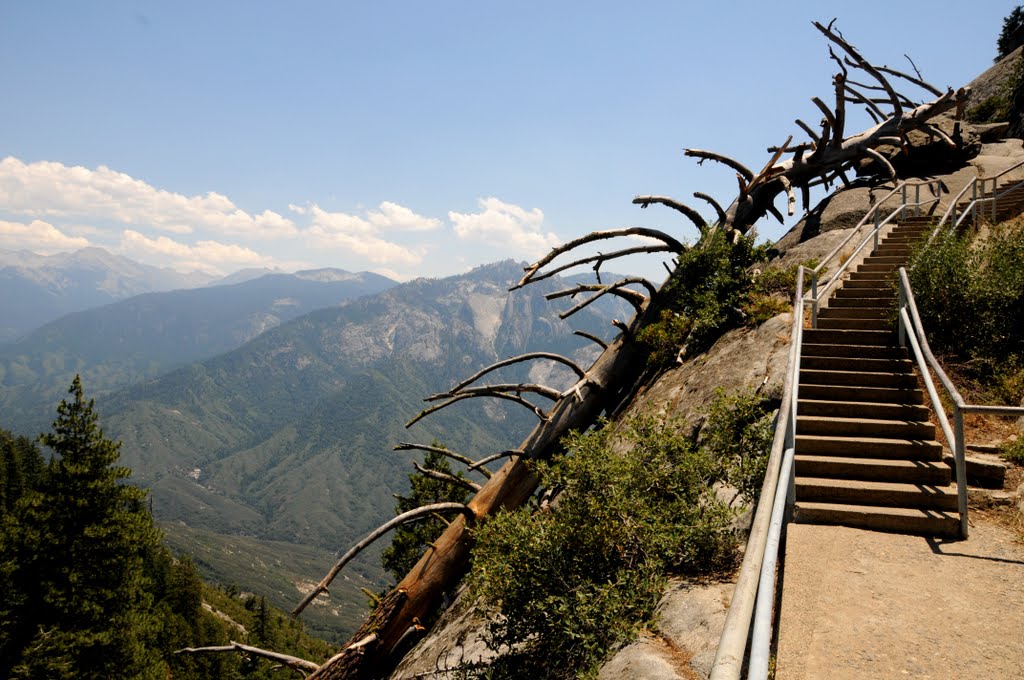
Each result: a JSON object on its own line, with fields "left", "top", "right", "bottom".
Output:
{"left": 796, "top": 434, "right": 941, "bottom": 460}
{"left": 832, "top": 287, "right": 894, "bottom": 299}
{"left": 829, "top": 296, "right": 893, "bottom": 308}
{"left": 800, "top": 356, "right": 913, "bottom": 373}
{"left": 799, "top": 383, "right": 924, "bottom": 404}
{"left": 816, "top": 317, "right": 893, "bottom": 331}
{"left": 798, "top": 398, "right": 930, "bottom": 421}
{"left": 800, "top": 369, "right": 917, "bottom": 388}
{"left": 857, "top": 262, "right": 899, "bottom": 273}
{"left": 800, "top": 343, "right": 907, "bottom": 360}
{"left": 818, "top": 306, "right": 890, "bottom": 319}
{"left": 802, "top": 328, "right": 894, "bottom": 346}
{"left": 871, "top": 246, "right": 913, "bottom": 257}
{"left": 942, "top": 452, "right": 1008, "bottom": 489}
{"left": 862, "top": 255, "right": 909, "bottom": 265}
{"left": 794, "top": 477, "right": 957, "bottom": 510}
{"left": 847, "top": 271, "right": 894, "bottom": 281}
{"left": 796, "top": 415, "right": 935, "bottom": 440}
{"left": 794, "top": 502, "right": 959, "bottom": 537}
{"left": 841, "top": 279, "right": 892, "bottom": 289}
{"left": 795, "top": 455, "right": 950, "bottom": 484}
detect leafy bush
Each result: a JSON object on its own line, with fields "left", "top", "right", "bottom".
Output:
{"left": 1000, "top": 436, "right": 1024, "bottom": 465}
{"left": 465, "top": 389, "right": 776, "bottom": 679}
{"left": 907, "top": 223, "right": 1024, "bottom": 402}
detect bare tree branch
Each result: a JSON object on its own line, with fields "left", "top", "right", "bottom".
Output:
{"left": 443, "top": 352, "right": 585, "bottom": 397}
{"left": 517, "top": 245, "right": 675, "bottom": 288}
{"left": 631, "top": 195, "right": 705, "bottom": 229}
{"left": 406, "top": 392, "right": 547, "bottom": 428}
{"left": 515, "top": 228, "right": 685, "bottom": 289}
{"left": 292, "top": 503, "right": 474, "bottom": 617}
{"left": 394, "top": 442, "right": 492, "bottom": 478}
{"left": 795, "top": 118, "right": 821, "bottom": 145}
{"left": 412, "top": 462, "right": 482, "bottom": 493}
{"left": 864, "top": 147, "right": 897, "bottom": 181}
{"left": 547, "top": 277, "right": 656, "bottom": 319}
{"left": 468, "top": 449, "right": 523, "bottom": 472}
{"left": 779, "top": 176, "right": 796, "bottom": 216}
{"left": 815, "top": 20, "right": 902, "bottom": 116}
{"left": 175, "top": 641, "right": 320, "bottom": 674}
{"left": 692, "top": 192, "right": 727, "bottom": 226}
{"left": 920, "top": 122, "right": 957, "bottom": 148}
{"left": 843, "top": 82, "right": 887, "bottom": 119}
{"left": 878, "top": 62, "right": 943, "bottom": 97}
{"left": 574, "top": 329, "right": 609, "bottom": 349}
{"left": 684, "top": 148, "right": 755, "bottom": 180}
{"left": 428, "top": 383, "right": 562, "bottom": 403}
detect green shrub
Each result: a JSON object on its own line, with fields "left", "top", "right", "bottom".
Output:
{"left": 465, "top": 389, "right": 776, "bottom": 678}
{"left": 1000, "top": 436, "right": 1024, "bottom": 465}
{"left": 908, "top": 223, "right": 1024, "bottom": 402}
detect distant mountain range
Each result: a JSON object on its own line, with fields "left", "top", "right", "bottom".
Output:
{"left": 0, "top": 266, "right": 396, "bottom": 435}
{"left": 0, "top": 258, "right": 630, "bottom": 639}
{"left": 0, "top": 247, "right": 221, "bottom": 343}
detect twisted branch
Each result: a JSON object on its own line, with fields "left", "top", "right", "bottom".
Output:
{"left": 412, "top": 462, "right": 482, "bottom": 493}
{"left": 406, "top": 391, "right": 547, "bottom": 428}
{"left": 684, "top": 148, "right": 755, "bottom": 180}
{"left": 292, "top": 503, "right": 474, "bottom": 617}
{"left": 515, "top": 228, "right": 685, "bottom": 289}
{"left": 631, "top": 195, "right": 706, "bottom": 229}
{"left": 394, "top": 442, "right": 492, "bottom": 478}
{"left": 174, "top": 642, "right": 319, "bottom": 674}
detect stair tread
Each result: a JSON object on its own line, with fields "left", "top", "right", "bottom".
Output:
{"left": 797, "top": 415, "right": 933, "bottom": 428}
{"left": 794, "top": 477, "right": 954, "bottom": 492}
{"left": 797, "top": 433, "right": 939, "bottom": 448}
{"left": 795, "top": 502, "right": 958, "bottom": 519}
{"left": 795, "top": 454, "right": 947, "bottom": 469}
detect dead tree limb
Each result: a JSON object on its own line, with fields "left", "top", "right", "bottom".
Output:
{"left": 292, "top": 503, "right": 474, "bottom": 618}
{"left": 878, "top": 62, "right": 943, "bottom": 97}
{"left": 515, "top": 227, "right": 685, "bottom": 289}
{"left": 684, "top": 148, "right": 754, "bottom": 181}
{"left": 406, "top": 392, "right": 547, "bottom": 428}
{"left": 546, "top": 278, "right": 655, "bottom": 319}
{"left": 444, "top": 352, "right": 585, "bottom": 396}
{"left": 516, "top": 245, "right": 675, "bottom": 287}
{"left": 693, "top": 192, "right": 727, "bottom": 225}
{"left": 815, "top": 20, "right": 902, "bottom": 115}
{"left": 864, "top": 147, "right": 897, "bottom": 181}
{"left": 631, "top": 195, "right": 705, "bottom": 229}
{"left": 427, "top": 383, "right": 562, "bottom": 403}
{"left": 412, "top": 462, "right": 482, "bottom": 493}
{"left": 175, "top": 641, "right": 320, "bottom": 674}
{"left": 394, "top": 442, "right": 492, "bottom": 478}
{"left": 574, "top": 329, "right": 608, "bottom": 349}
{"left": 468, "top": 449, "right": 523, "bottom": 472}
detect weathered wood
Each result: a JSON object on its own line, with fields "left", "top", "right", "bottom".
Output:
{"left": 174, "top": 641, "right": 320, "bottom": 674}
{"left": 292, "top": 504, "right": 473, "bottom": 618}
{"left": 393, "top": 442, "right": 491, "bottom": 478}
{"left": 632, "top": 195, "right": 706, "bottom": 229}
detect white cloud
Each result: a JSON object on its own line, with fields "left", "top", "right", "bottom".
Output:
{"left": 0, "top": 156, "right": 297, "bottom": 239}
{"left": 368, "top": 201, "right": 441, "bottom": 232}
{"left": 449, "top": 197, "right": 559, "bottom": 257}
{"left": 120, "top": 229, "right": 272, "bottom": 274}
{"left": 0, "top": 218, "right": 91, "bottom": 253}
{"left": 306, "top": 204, "right": 423, "bottom": 266}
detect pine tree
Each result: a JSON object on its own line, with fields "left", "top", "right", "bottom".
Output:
{"left": 997, "top": 6, "right": 1024, "bottom": 61}
{"left": 0, "top": 376, "right": 165, "bottom": 679}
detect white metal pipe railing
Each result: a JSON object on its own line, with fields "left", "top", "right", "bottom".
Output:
{"left": 804, "top": 179, "right": 942, "bottom": 326}
{"left": 897, "top": 267, "right": 1024, "bottom": 539}
{"left": 709, "top": 267, "right": 804, "bottom": 680}
{"left": 935, "top": 157, "right": 1024, "bottom": 237}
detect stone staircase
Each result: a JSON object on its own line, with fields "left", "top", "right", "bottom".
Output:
{"left": 793, "top": 214, "right": 960, "bottom": 537}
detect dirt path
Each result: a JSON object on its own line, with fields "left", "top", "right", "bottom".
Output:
{"left": 775, "top": 516, "right": 1024, "bottom": 679}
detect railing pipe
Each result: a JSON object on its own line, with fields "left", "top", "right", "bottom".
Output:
{"left": 954, "top": 407, "right": 968, "bottom": 538}
{"left": 747, "top": 447, "right": 795, "bottom": 680}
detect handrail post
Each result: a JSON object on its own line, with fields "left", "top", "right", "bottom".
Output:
{"left": 901, "top": 183, "right": 907, "bottom": 219}
{"left": 897, "top": 278, "right": 907, "bottom": 347}
{"left": 953, "top": 406, "right": 969, "bottom": 539}
{"left": 972, "top": 181, "right": 978, "bottom": 225}
{"left": 915, "top": 183, "right": 920, "bottom": 216}
{"left": 810, "top": 274, "right": 818, "bottom": 328}
{"left": 992, "top": 179, "right": 998, "bottom": 222}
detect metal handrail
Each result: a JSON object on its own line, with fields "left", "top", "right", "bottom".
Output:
{"left": 804, "top": 179, "right": 943, "bottom": 326}
{"left": 709, "top": 266, "right": 804, "bottom": 680}
{"left": 897, "top": 267, "right": 1024, "bottom": 539}
{"left": 936, "top": 157, "right": 1024, "bottom": 236}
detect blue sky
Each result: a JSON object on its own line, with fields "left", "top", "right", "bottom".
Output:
{"left": 0, "top": 2, "right": 1013, "bottom": 281}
